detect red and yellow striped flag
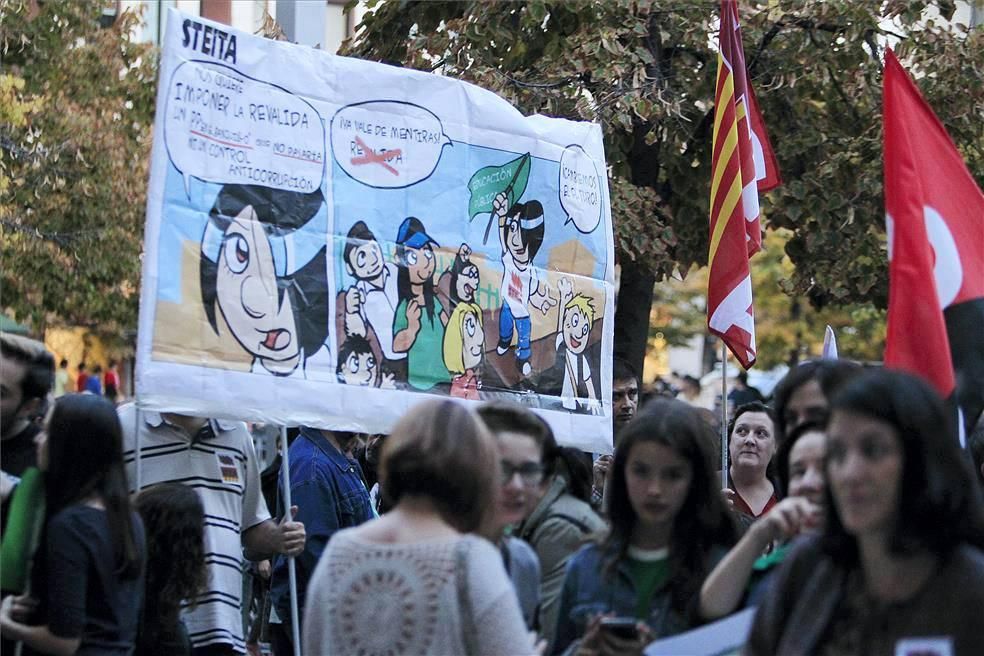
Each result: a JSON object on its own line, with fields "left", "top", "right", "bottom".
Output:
{"left": 707, "top": 0, "right": 779, "bottom": 369}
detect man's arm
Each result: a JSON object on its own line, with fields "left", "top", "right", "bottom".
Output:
{"left": 242, "top": 507, "right": 305, "bottom": 561}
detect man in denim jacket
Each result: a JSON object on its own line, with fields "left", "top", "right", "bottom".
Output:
{"left": 270, "top": 428, "right": 373, "bottom": 653}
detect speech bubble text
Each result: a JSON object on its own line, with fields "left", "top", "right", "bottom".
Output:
{"left": 164, "top": 61, "right": 326, "bottom": 195}
{"left": 559, "top": 144, "right": 602, "bottom": 234}
{"left": 330, "top": 101, "right": 452, "bottom": 189}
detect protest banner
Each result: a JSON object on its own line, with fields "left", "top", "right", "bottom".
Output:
{"left": 136, "top": 9, "right": 615, "bottom": 452}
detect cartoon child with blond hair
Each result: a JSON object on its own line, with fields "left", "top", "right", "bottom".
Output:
{"left": 442, "top": 302, "right": 484, "bottom": 400}
{"left": 555, "top": 277, "right": 599, "bottom": 413}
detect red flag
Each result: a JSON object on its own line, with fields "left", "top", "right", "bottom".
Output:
{"left": 747, "top": 83, "right": 782, "bottom": 192}
{"left": 708, "top": 0, "right": 778, "bottom": 369}
{"left": 883, "top": 48, "right": 984, "bottom": 431}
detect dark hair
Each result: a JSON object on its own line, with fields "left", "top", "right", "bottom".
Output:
{"left": 200, "top": 184, "right": 329, "bottom": 360}
{"left": 506, "top": 200, "right": 545, "bottom": 261}
{"left": 477, "top": 402, "right": 560, "bottom": 479}
{"left": 727, "top": 401, "right": 777, "bottom": 483}
{"left": 135, "top": 484, "right": 207, "bottom": 638}
{"left": 726, "top": 401, "right": 775, "bottom": 439}
{"left": 336, "top": 334, "right": 375, "bottom": 382}
{"left": 381, "top": 400, "right": 497, "bottom": 533}
{"left": 92, "top": 364, "right": 103, "bottom": 375}
{"left": 970, "top": 415, "right": 984, "bottom": 489}
{"left": 772, "top": 359, "right": 861, "bottom": 442}
{"left": 1, "top": 334, "right": 54, "bottom": 401}
{"left": 59, "top": 359, "right": 69, "bottom": 368}
{"left": 448, "top": 252, "right": 479, "bottom": 306}
{"left": 604, "top": 398, "right": 737, "bottom": 607}
{"left": 45, "top": 394, "right": 142, "bottom": 578}
{"left": 395, "top": 217, "right": 437, "bottom": 323}
{"left": 612, "top": 357, "right": 638, "bottom": 387}
{"left": 822, "top": 369, "right": 984, "bottom": 561}
{"left": 775, "top": 420, "right": 825, "bottom": 497}
{"left": 343, "top": 220, "right": 378, "bottom": 272}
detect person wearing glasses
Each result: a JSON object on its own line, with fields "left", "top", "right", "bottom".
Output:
{"left": 478, "top": 402, "right": 605, "bottom": 650}
{"left": 482, "top": 409, "right": 545, "bottom": 629}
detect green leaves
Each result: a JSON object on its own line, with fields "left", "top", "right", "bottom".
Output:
{"left": 1, "top": 0, "right": 157, "bottom": 333}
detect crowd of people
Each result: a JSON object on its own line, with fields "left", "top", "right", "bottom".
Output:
{"left": 2, "top": 331, "right": 984, "bottom": 655}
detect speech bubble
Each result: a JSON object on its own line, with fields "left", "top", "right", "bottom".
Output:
{"left": 164, "top": 61, "right": 326, "bottom": 196}
{"left": 330, "top": 101, "right": 452, "bottom": 189}
{"left": 558, "top": 144, "right": 602, "bottom": 234}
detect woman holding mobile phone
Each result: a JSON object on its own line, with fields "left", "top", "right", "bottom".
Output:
{"left": 552, "top": 398, "right": 738, "bottom": 656}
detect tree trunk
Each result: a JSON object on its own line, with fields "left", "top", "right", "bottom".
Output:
{"left": 614, "top": 260, "right": 655, "bottom": 381}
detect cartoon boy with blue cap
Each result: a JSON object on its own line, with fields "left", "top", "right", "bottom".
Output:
{"left": 200, "top": 184, "right": 332, "bottom": 379}
{"left": 391, "top": 217, "right": 451, "bottom": 391}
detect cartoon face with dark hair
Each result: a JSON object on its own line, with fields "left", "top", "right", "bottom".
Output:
{"left": 344, "top": 221, "right": 385, "bottom": 282}
{"left": 216, "top": 205, "right": 301, "bottom": 361}
{"left": 337, "top": 335, "right": 376, "bottom": 386}
{"left": 455, "top": 263, "right": 480, "bottom": 304}
{"left": 201, "top": 184, "right": 329, "bottom": 378}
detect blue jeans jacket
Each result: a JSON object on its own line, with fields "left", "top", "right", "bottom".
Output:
{"left": 552, "top": 542, "right": 725, "bottom": 655}
{"left": 270, "top": 428, "right": 374, "bottom": 621}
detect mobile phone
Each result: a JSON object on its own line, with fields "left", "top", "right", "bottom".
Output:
{"left": 599, "top": 617, "right": 639, "bottom": 641}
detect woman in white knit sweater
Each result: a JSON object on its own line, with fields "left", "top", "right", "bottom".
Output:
{"left": 303, "top": 399, "right": 539, "bottom": 656}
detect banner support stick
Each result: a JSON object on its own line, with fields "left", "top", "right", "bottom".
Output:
{"left": 133, "top": 407, "right": 143, "bottom": 492}
{"left": 280, "top": 426, "right": 302, "bottom": 656}
{"left": 721, "top": 342, "right": 729, "bottom": 489}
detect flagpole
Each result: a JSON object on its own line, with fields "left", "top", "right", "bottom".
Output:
{"left": 721, "top": 342, "right": 729, "bottom": 489}
{"left": 280, "top": 426, "right": 301, "bottom": 656}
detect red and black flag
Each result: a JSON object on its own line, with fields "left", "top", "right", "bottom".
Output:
{"left": 883, "top": 48, "right": 984, "bottom": 436}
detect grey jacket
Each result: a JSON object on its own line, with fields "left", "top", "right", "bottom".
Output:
{"left": 517, "top": 476, "right": 606, "bottom": 648}
{"left": 745, "top": 537, "right": 984, "bottom": 655}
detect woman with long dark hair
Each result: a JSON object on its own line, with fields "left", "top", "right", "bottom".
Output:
{"left": 746, "top": 370, "right": 984, "bottom": 655}
{"left": 0, "top": 394, "right": 145, "bottom": 655}
{"left": 552, "top": 398, "right": 737, "bottom": 655}
{"left": 391, "top": 216, "right": 451, "bottom": 391}
{"left": 135, "top": 483, "right": 207, "bottom": 656}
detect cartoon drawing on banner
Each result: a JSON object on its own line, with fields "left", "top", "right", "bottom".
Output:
{"left": 443, "top": 301, "right": 484, "bottom": 400}
{"left": 199, "top": 184, "right": 331, "bottom": 379}
{"left": 555, "top": 277, "right": 600, "bottom": 413}
{"left": 140, "top": 9, "right": 616, "bottom": 447}
{"left": 440, "top": 244, "right": 480, "bottom": 311}
{"left": 335, "top": 334, "right": 379, "bottom": 386}
{"left": 492, "top": 190, "right": 558, "bottom": 379}
{"left": 338, "top": 220, "right": 399, "bottom": 387}
{"left": 391, "top": 218, "right": 452, "bottom": 391}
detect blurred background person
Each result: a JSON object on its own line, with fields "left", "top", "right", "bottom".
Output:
{"left": 478, "top": 403, "right": 543, "bottom": 630}
{"left": 103, "top": 359, "right": 120, "bottom": 404}
{"left": 1, "top": 334, "right": 54, "bottom": 478}
{"left": 771, "top": 359, "right": 860, "bottom": 443}
{"left": 746, "top": 370, "right": 984, "bottom": 655}
{"left": 481, "top": 404, "right": 605, "bottom": 650}
{"left": 700, "top": 421, "right": 826, "bottom": 620}
{"left": 53, "top": 359, "right": 70, "bottom": 398}
{"left": 552, "top": 398, "right": 738, "bottom": 655}
{"left": 0, "top": 394, "right": 145, "bottom": 654}
{"left": 724, "top": 402, "right": 778, "bottom": 524}
{"left": 135, "top": 483, "right": 208, "bottom": 656}
{"left": 303, "top": 400, "right": 536, "bottom": 656}
{"left": 591, "top": 358, "right": 639, "bottom": 512}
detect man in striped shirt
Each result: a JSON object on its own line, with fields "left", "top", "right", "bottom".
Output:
{"left": 119, "top": 405, "right": 305, "bottom": 655}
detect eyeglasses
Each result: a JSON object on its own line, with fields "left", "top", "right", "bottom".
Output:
{"left": 500, "top": 461, "right": 544, "bottom": 486}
